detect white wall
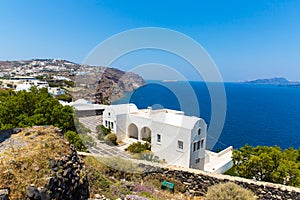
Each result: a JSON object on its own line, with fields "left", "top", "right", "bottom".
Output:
{"left": 103, "top": 106, "right": 117, "bottom": 133}
{"left": 189, "top": 119, "right": 207, "bottom": 170}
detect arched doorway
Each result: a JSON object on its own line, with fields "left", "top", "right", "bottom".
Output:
{"left": 128, "top": 123, "right": 138, "bottom": 139}
{"left": 141, "top": 127, "right": 151, "bottom": 142}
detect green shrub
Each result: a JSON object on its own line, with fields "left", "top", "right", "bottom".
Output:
{"left": 79, "top": 134, "right": 96, "bottom": 148}
{"left": 104, "top": 133, "right": 118, "bottom": 146}
{"left": 64, "top": 131, "right": 87, "bottom": 151}
{"left": 97, "top": 125, "right": 111, "bottom": 140}
{"left": 206, "top": 182, "right": 256, "bottom": 200}
{"left": 125, "top": 142, "right": 151, "bottom": 153}
{"left": 55, "top": 94, "right": 72, "bottom": 102}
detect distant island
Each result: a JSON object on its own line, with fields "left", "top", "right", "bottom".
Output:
{"left": 244, "top": 77, "right": 300, "bottom": 88}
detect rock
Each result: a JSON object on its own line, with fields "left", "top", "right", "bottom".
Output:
{"left": 12, "top": 128, "right": 21, "bottom": 134}
{"left": 27, "top": 185, "right": 41, "bottom": 200}
{"left": 34, "top": 166, "right": 40, "bottom": 172}
{"left": 38, "top": 188, "right": 51, "bottom": 200}
{"left": 0, "top": 188, "right": 10, "bottom": 200}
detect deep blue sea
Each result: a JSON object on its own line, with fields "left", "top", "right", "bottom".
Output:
{"left": 114, "top": 81, "right": 300, "bottom": 151}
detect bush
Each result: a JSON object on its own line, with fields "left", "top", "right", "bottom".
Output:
{"left": 79, "top": 134, "right": 96, "bottom": 148}
{"left": 126, "top": 142, "right": 151, "bottom": 153}
{"left": 97, "top": 125, "right": 111, "bottom": 140}
{"left": 64, "top": 131, "right": 87, "bottom": 151}
{"left": 206, "top": 182, "right": 256, "bottom": 200}
{"left": 104, "top": 133, "right": 118, "bottom": 146}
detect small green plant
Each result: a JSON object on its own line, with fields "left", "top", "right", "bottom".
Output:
{"left": 64, "top": 130, "right": 87, "bottom": 151}
{"left": 97, "top": 125, "right": 111, "bottom": 140}
{"left": 126, "top": 142, "right": 151, "bottom": 153}
{"left": 206, "top": 182, "right": 256, "bottom": 200}
{"left": 79, "top": 134, "right": 96, "bottom": 148}
{"left": 104, "top": 133, "right": 118, "bottom": 145}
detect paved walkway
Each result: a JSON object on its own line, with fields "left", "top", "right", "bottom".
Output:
{"left": 78, "top": 116, "right": 131, "bottom": 159}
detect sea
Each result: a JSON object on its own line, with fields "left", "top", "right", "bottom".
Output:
{"left": 113, "top": 81, "right": 300, "bottom": 151}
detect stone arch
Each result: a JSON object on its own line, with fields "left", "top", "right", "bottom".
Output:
{"left": 141, "top": 127, "right": 151, "bottom": 141}
{"left": 128, "top": 123, "right": 138, "bottom": 139}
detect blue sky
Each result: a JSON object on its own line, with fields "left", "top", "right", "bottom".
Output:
{"left": 0, "top": 0, "right": 299, "bottom": 81}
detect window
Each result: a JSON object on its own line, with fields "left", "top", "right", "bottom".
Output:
{"left": 108, "top": 112, "right": 111, "bottom": 117}
{"left": 105, "top": 120, "right": 108, "bottom": 127}
{"left": 157, "top": 134, "right": 161, "bottom": 143}
{"left": 111, "top": 122, "right": 114, "bottom": 129}
{"left": 197, "top": 141, "right": 200, "bottom": 150}
{"left": 198, "top": 128, "right": 201, "bottom": 135}
{"left": 178, "top": 140, "right": 183, "bottom": 149}
{"left": 193, "top": 141, "right": 201, "bottom": 152}
{"left": 201, "top": 139, "right": 204, "bottom": 149}
{"left": 195, "top": 158, "right": 200, "bottom": 164}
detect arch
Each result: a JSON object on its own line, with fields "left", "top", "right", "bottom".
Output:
{"left": 128, "top": 123, "right": 138, "bottom": 139}
{"left": 141, "top": 127, "right": 151, "bottom": 141}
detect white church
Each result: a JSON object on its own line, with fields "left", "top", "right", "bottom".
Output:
{"left": 102, "top": 103, "right": 233, "bottom": 174}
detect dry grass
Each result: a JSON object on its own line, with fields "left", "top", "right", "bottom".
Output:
{"left": 205, "top": 182, "right": 256, "bottom": 200}
{"left": 0, "top": 126, "right": 71, "bottom": 199}
{"left": 83, "top": 156, "right": 202, "bottom": 200}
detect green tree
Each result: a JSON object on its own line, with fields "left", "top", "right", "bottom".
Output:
{"left": 232, "top": 145, "right": 300, "bottom": 187}
{"left": 0, "top": 87, "right": 75, "bottom": 132}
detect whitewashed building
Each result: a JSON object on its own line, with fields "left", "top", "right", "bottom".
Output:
{"left": 103, "top": 103, "right": 233, "bottom": 173}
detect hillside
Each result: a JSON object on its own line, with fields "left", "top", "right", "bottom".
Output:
{"left": 244, "top": 77, "right": 290, "bottom": 84}
{"left": 0, "top": 59, "right": 146, "bottom": 104}
{"left": 0, "top": 126, "right": 88, "bottom": 199}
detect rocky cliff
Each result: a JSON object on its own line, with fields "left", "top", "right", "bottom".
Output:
{"left": 73, "top": 67, "right": 145, "bottom": 104}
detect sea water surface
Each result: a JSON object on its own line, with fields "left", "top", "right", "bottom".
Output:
{"left": 114, "top": 81, "right": 300, "bottom": 150}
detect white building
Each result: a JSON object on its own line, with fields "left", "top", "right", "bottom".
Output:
{"left": 103, "top": 103, "right": 233, "bottom": 173}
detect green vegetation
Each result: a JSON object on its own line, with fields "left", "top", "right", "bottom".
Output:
{"left": 125, "top": 141, "right": 151, "bottom": 153}
{"left": 64, "top": 130, "right": 96, "bottom": 151}
{"left": 65, "top": 131, "right": 87, "bottom": 151}
{"left": 206, "top": 182, "right": 256, "bottom": 200}
{"left": 64, "top": 80, "right": 75, "bottom": 87}
{"left": 0, "top": 87, "right": 95, "bottom": 152}
{"left": 55, "top": 94, "right": 72, "bottom": 102}
{"left": 104, "top": 133, "right": 118, "bottom": 146}
{"left": 96, "top": 125, "right": 111, "bottom": 140}
{"left": 83, "top": 156, "right": 186, "bottom": 199}
{"left": 232, "top": 145, "right": 300, "bottom": 187}
{"left": 0, "top": 87, "right": 75, "bottom": 132}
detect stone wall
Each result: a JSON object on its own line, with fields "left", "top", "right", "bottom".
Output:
{"left": 26, "top": 145, "right": 89, "bottom": 200}
{"left": 139, "top": 164, "right": 300, "bottom": 200}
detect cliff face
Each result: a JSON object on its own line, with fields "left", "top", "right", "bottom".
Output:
{"left": 71, "top": 67, "right": 145, "bottom": 104}
{"left": 94, "top": 68, "right": 145, "bottom": 104}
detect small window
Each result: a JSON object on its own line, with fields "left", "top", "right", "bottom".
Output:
{"left": 197, "top": 141, "right": 200, "bottom": 150}
{"left": 178, "top": 140, "right": 183, "bottom": 149}
{"left": 201, "top": 139, "right": 204, "bottom": 149}
{"left": 105, "top": 120, "right": 108, "bottom": 127}
{"left": 198, "top": 128, "right": 201, "bottom": 135}
{"left": 108, "top": 112, "right": 111, "bottom": 117}
{"left": 193, "top": 142, "right": 197, "bottom": 152}
{"left": 157, "top": 134, "right": 161, "bottom": 143}
{"left": 111, "top": 122, "right": 114, "bottom": 129}
{"left": 195, "top": 158, "right": 200, "bottom": 164}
